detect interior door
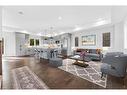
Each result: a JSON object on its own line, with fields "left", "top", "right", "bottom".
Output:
{"left": 16, "top": 33, "right": 26, "bottom": 56}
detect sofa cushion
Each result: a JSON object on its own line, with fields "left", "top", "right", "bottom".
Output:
{"left": 96, "top": 49, "right": 101, "bottom": 54}
{"left": 75, "top": 52, "right": 81, "bottom": 55}
{"left": 89, "top": 49, "right": 101, "bottom": 54}
{"left": 86, "top": 53, "right": 100, "bottom": 57}
{"left": 90, "top": 49, "right": 97, "bottom": 54}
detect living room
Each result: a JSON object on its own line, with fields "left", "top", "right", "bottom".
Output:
{"left": 0, "top": 6, "right": 127, "bottom": 90}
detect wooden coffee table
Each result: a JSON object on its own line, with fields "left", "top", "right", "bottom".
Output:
{"left": 69, "top": 55, "right": 89, "bottom": 68}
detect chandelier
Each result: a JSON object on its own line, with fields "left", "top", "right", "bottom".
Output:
{"left": 43, "top": 26, "right": 54, "bottom": 40}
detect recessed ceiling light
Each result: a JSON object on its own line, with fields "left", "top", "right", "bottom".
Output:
{"left": 18, "top": 11, "right": 24, "bottom": 15}
{"left": 73, "top": 27, "right": 82, "bottom": 31}
{"left": 19, "top": 30, "right": 29, "bottom": 34}
{"left": 58, "top": 16, "right": 62, "bottom": 20}
{"left": 73, "top": 25, "right": 83, "bottom": 31}
{"left": 94, "top": 20, "right": 107, "bottom": 26}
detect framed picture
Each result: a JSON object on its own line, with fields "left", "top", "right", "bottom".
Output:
{"left": 82, "top": 35, "right": 96, "bottom": 45}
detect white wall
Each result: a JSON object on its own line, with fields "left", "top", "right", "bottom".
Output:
{"left": 61, "top": 33, "right": 72, "bottom": 55}
{"left": 123, "top": 18, "right": 127, "bottom": 54}
{"left": 3, "top": 32, "right": 16, "bottom": 56}
{"left": 0, "top": 6, "right": 2, "bottom": 75}
{"left": 2, "top": 32, "right": 43, "bottom": 56}
{"left": 111, "top": 20, "right": 127, "bottom": 53}
{"left": 113, "top": 21, "right": 124, "bottom": 52}
{"left": 71, "top": 21, "right": 127, "bottom": 54}
{"left": 71, "top": 26, "right": 114, "bottom": 49}
{"left": 0, "top": 7, "right": 1, "bottom": 38}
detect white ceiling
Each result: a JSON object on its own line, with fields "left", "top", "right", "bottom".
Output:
{"left": 2, "top": 6, "right": 127, "bottom": 36}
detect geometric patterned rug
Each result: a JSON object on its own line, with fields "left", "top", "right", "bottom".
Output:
{"left": 12, "top": 66, "right": 49, "bottom": 89}
{"left": 58, "top": 59, "right": 107, "bottom": 88}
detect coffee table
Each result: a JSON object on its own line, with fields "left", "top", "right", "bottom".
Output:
{"left": 69, "top": 55, "right": 90, "bottom": 68}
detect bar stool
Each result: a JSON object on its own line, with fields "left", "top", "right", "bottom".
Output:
{"left": 50, "top": 49, "right": 54, "bottom": 58}
{"left": 40, "top": 50, "right": 44, "bottom": 58}
{"left": 34, "top": 49, "right": 38, "bottom": 57}
{"left": 54, "top": 49, "right": 58, "bottom": 58}
{"left": 34, "top": 49, "right": 40, "bottom": 59}
{"left": 38, "top": 49, "right": 41, "bottom": 59}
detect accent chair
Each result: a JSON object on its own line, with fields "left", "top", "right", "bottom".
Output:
{"left": 101, "top": 52, "right": 127, "bottom": 84}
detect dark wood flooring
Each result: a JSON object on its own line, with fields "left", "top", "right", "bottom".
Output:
{"left": 1, "top": 56, "right": 127, "bottom": 89}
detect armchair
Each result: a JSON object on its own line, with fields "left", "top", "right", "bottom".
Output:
{"left": 101, "top": 54, "right": 127, "bottom": 78}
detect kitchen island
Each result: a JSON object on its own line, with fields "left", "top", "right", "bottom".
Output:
{"left": 26, "top": 46, "right": 61, "bottom": 59}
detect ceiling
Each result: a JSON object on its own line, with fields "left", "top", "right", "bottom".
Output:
{"left": 2, "top": 6, "right": 127, "bottom": 36}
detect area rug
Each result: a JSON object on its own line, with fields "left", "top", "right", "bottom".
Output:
{"left": 12, "top": 66, "right": 48, "bottom": 89}
{"left": 58, "top": 59, "right": 107, "bottom": 88}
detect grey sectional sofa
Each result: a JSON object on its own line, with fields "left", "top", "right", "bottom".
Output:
{"left": 74, "top": 48, "right": 103, "bottom": 61}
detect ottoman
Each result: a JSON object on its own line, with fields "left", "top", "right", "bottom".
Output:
{"left": 49, "top": 58, "right": 62, "bottom": 67}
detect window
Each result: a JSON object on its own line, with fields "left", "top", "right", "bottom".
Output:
{"left": 30, "top": 39, "right": 34, "bottom": 46}
{"left": 35, "top": 39, "right": 39, "bottom": 46}
{"left": 103, "top": 32, "right": 110, "bottom": 47}
{"left": 75, "top": 37, "right": 79, "bottom": 47}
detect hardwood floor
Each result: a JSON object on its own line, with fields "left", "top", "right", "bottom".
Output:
{"left": 1, "top": 56, "right": 127, "bottom": 89}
